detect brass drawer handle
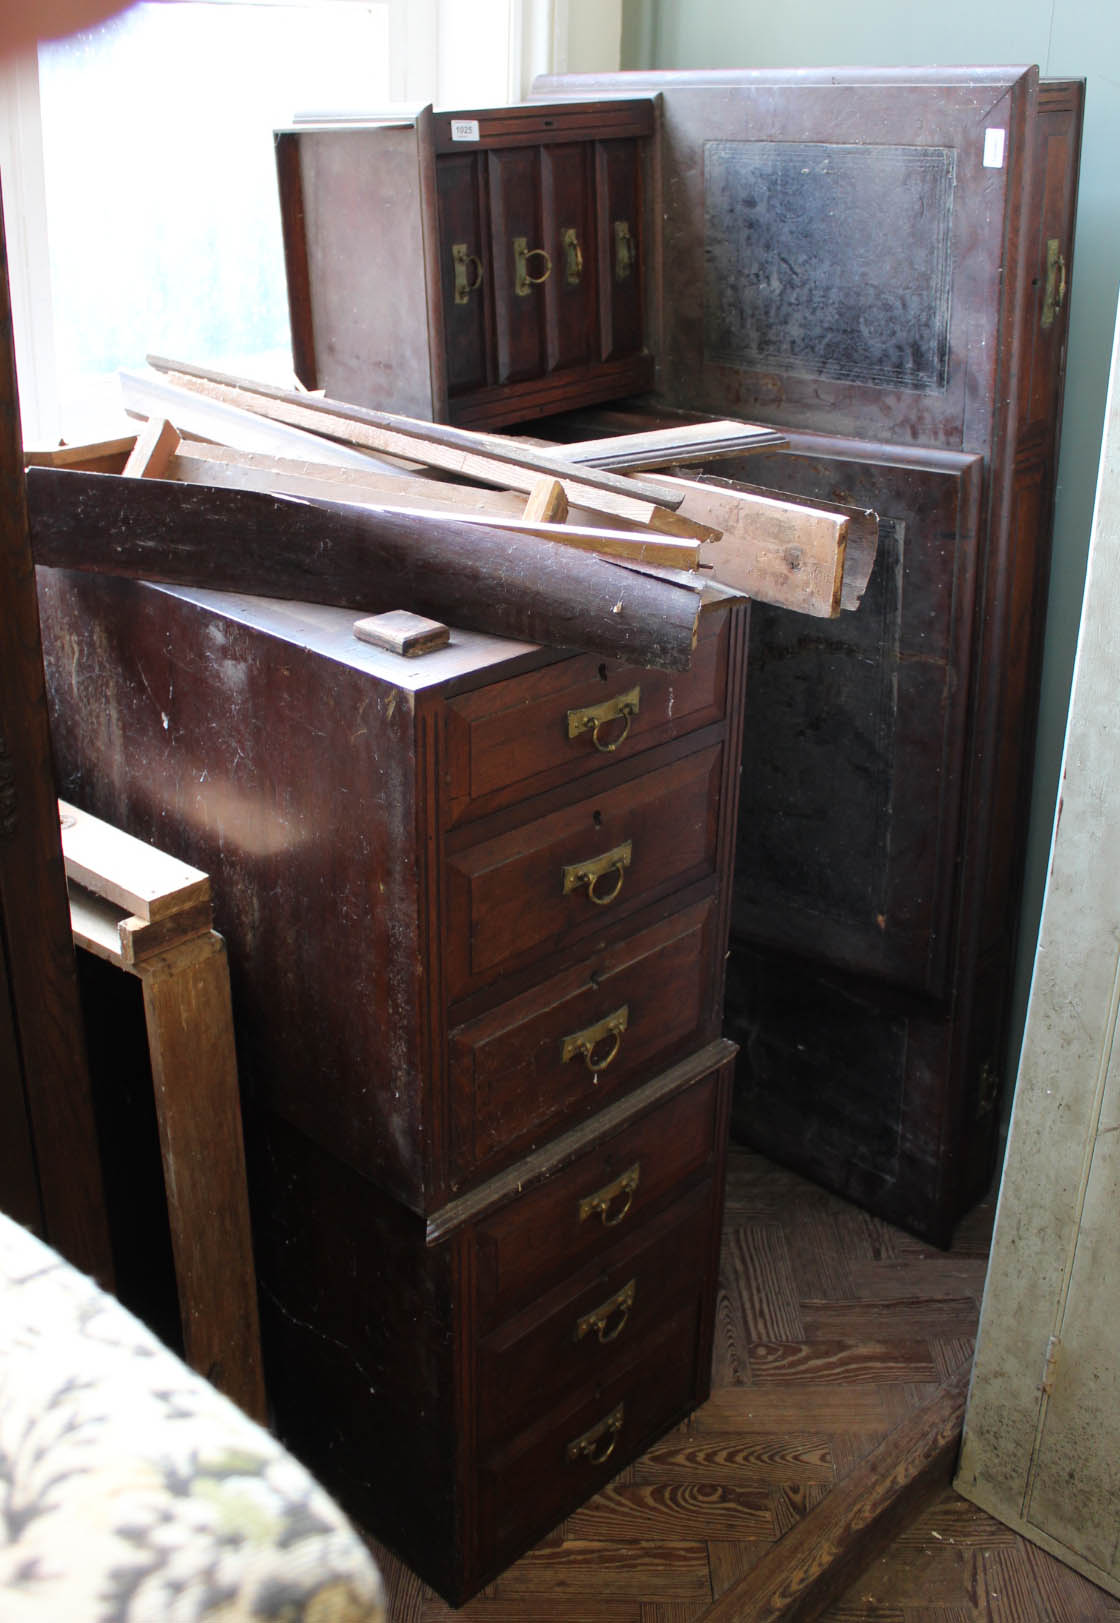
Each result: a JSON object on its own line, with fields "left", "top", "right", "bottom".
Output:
{"left": 561, "top": 840, "right": 632, "bottom": 907}
{"left": 561, "top": 1004, "right": 629, "bottom": 1075}
{"left": 566, "top": 1401, "right": 625, "bottom": 1466}
{"left": 561, "top": 225, "right": 583, "bottom": 286}
{"left": 578, "top": 1162, "right": 640, "bottom": 1228}
{"left": 451, "top": 242, "right": 484, "bottom": 305}
{"left": 567, "top": 685, "right": 640, "bottom": 753}
{"left": 614, "top": 219, "right": 635, "bottom": 282}
{"left": 514, "top": 236, "right": 552, "bottom": 296}
{"left": 575, "top": 1278, "right": 636, "bottom": 1345}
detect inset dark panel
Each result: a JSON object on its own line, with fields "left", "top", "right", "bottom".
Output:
{"left": 737, "top": 514, "right": 903, "bottom": 942}
{"left": 703, "top": 141, "right": 955, "bottom": 391}
{"left": 728, "top": 434, "right": 983, "bottom": 999}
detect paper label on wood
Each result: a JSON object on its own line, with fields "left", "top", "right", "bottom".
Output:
{"left": 982, "top": 127, "right": 1006, "bottom": 168}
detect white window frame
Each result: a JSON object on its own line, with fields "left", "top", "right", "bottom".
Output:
{"left": 0, "top": 0, "right": 618, "bottom": 443}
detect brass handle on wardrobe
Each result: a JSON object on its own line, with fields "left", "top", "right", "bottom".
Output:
{"left": 575, "top": 1279, "right": 636, "bottom": 1345}
{"left": 578, "top": 1162, "right": 640, "bottom": 1228}
{"left": 567, "top": 685, "right": 640, "bottom": 753}
{"left": 566, "top": 1402, "right": 625, "bottom": 1466}
{"left": 514, "top": 236, "right": 552, "bottom": 296}
{"left": 561, "top": 1005, "right": 629, "bottom": 1075}
{"left": 561, "top": 226, "right": 584, "bottom": 286}
{"left": 1041, "top": 237, "right": 1066, "bottom": 330}
{"left": 561, "top": 840, "right": 632, "bottom": 906}
{"left": 614, "top": 219, "right": 635, "bottom": 282}
{"left": 451, "top": 242, "right": 484, "bottom": 305}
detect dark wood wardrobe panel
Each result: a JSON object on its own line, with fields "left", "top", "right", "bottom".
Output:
{"left": 533, "top": 68, "right": 1084, "bottom": 1242}
{"left": 0, "top": 190, "right": 111, "bottom": 1280}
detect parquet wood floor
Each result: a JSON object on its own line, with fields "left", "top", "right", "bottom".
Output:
{"left": 369, "top": 1149, "right": 1119, "bottom": 1621}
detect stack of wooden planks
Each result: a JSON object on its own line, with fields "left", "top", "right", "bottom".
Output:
{"left": 24, "top": 356, "right": 877, "bottom": 672}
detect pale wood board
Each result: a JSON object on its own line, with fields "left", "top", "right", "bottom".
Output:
{"left": 148, "top": 359, "right": 691, "bottom": 519}
{"left": 59, "top": 799, "right": 209, "bottom": 923}
{"left": 164, "top": 451, "right": 701, "bottom": 568}
{"left": 123, "top": 416, "right": 181, "bottom": 479}
{"left": 956, "top": 294, "right": 1120, "bottom": 1600}
{"left": 652, "top": 473, "right": 849, "bottom": 617}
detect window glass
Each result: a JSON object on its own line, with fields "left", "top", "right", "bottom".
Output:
{"left": 38, "top": 2, "right": 392, "bottom": 428}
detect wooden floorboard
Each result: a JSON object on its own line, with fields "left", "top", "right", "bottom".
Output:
{"left": 367, "top": 1149, "right": 1119, "bottom": 1620}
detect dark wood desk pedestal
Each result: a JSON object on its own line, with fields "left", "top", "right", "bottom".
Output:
{"left": 37, "top": 572, "right": 747, "bottom": 1603}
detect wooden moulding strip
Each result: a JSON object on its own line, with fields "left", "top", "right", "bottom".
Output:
{"left": 144, "top": 353, "right": 689, "bottom": 512}
{"left": 699, "top": 1360, "right": 972, "bottom": 1623}
{"left": 552, "top": 417, "right": 788, "bottom": 469}
{"left": 163, "top": 448, "right": 703, "bottom": 568}
{"left": 24, "top": 434, "right": 138, "bottom": 473}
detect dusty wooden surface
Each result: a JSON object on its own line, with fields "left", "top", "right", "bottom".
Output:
{"left": 26, "top": 466, "right": 706, "bottom": 672}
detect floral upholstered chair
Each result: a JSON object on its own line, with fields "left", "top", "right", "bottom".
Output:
{"left": 0, "top": 1211, "right": 386, "bottom": 1622}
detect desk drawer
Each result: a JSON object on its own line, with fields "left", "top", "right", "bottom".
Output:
{"left": 444, "top": 617, "right": 728, "bottom": 826}
{"left": 476, "top": 1183, "right": 713, "bottom": 1451}
{"left": 473, "top": 1063, "right": 723, "bottom": 1330}
{"left": 448, "top": 900, "right": 716, "bottom": 1186}
{"left": 444, "top": 741, "right": 722, "bottom": 1000}
{"left": 476, "top": 1304, "right": 700, "bottom": 1578}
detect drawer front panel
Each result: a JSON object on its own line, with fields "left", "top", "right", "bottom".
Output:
{"left": 445, "top": 742, "right": 722, "bottom": 1000}
{"left": 540, "top": 142, "right": 596, "bottom": 375}
{"left": 596, "top": 138, "right": 644, "bottom": 361}
{"left": 444, "top": 620, "right": 727, "bottom": 825}
{"left": 473, "top": 1067, "right": 722, "bottom": 1329}
{"left": 487, "top": 146, "right": 547, "bottom": 385}
{"left": 476, "top": 1184, "right": 712, "bottom": 1451}
{"left": 476, "top": 1306, "right": 700, "bottom": 1578}
{"left": 437, "top": 152, "right": 492, "bottom": 397}
{"left": 448, "top": 900, "right": 716, "bottom": 1186}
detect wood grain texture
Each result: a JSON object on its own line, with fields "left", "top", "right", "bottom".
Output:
{"left": 26, "top": 466, "right": 704, "bottom": 672}
{"left": 369, "top": 1146, "right": 1119, "bottom": 1618}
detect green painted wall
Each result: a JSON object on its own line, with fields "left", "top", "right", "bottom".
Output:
{"left": 622, "top": 0, "right": 1119, "bottom": 1107}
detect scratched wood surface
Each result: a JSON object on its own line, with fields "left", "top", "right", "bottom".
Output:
{"left": 363, "top": 1149, "right": 1118, "bottom": 1619}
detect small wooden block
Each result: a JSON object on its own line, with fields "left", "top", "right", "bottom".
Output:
{"left": 123, "top": 416, "right": 181, "bottom": 479}
{"left": 353, "top": 610, "right": 451, "bottom": 656}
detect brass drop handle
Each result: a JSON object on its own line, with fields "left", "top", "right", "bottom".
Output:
{"left": 561, "top": 226, "right": 584, "bottom": 286}
{"left": 561, "top": 1004, "right": 629, "bottom": 1075}
{"left": 1041, "top": 237, "right": 1067, "bottom": 330}
{"left": 614, "top": 219, "right": 635, "bottom": 282}
{"left": 575, "top": 1278, "right": 636, "bottom": 1346}
{"left": 514, "top": 236, "right": 552, "bottom": 296}
{"left": 566, "top": 1402, "right": 625, "bottom": 1466}
{"left": 578, "top": 1162, "right": 640, "bottom": 1229}
{"left": 561, "top": 840, "right": 632, "bottom": 906}
{"left": 567, "top": 685, "right": 640, "bottom": 753}
{"left": 451, "top": 242, "right": 484, "bottom": 305}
